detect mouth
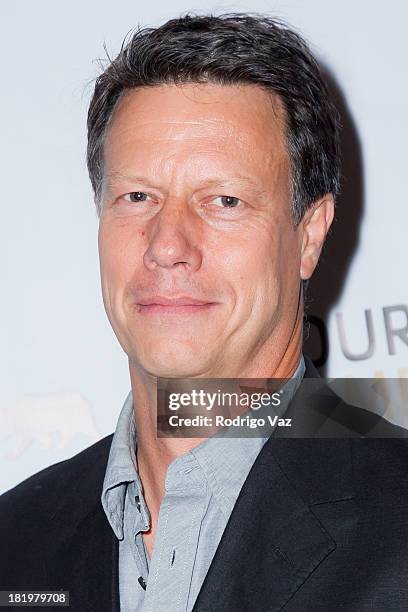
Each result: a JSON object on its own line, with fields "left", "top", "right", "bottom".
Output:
{"left": 135, "top": 296, "right": 218, "bottom": 316}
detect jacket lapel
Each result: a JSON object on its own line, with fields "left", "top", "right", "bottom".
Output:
{"left": 192, "top": 358, "right": 352, "bottom": 612}
{"left": 192, "top": 440, "right": 344, "bottom": 611}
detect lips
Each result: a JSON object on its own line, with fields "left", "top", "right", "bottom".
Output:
{"left": 137, "top": 296, "right": 213, "bottom": 306}
{"left": 135, "top": 296, "right": 217, "bottom": 315}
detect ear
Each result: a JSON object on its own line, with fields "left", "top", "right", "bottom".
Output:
{"left": 300, "top": 194, "right": 335, "bottom": 280}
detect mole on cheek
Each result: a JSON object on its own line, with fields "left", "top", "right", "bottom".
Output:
{"left": 140, "top": 231, "right": 145, "bottom": 236}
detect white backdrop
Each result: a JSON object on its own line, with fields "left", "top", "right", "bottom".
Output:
{"left": 1, "top": 0, "right": 407, "bottom": 494}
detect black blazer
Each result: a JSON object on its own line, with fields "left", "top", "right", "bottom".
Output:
{"left": 1, "top": 357, "right": 408, "bottom": 611}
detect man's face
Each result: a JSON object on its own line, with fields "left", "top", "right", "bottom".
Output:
{"left": 98, "top": 83, "right": 310, "bottom": 378}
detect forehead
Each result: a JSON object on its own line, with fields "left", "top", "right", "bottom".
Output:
{"left": 103, "top": 82, "right": 288, "bottom": 181}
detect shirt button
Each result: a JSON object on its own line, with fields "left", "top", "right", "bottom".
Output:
{"left": 135, "top": 495, "right": 141, "bottom": 511}
{"left": 138, "top": 576, "right": 147, "bottom": 590}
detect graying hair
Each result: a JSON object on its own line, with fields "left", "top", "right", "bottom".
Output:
{"left": 87, "top": 13, "right": 341, "bottom": 224}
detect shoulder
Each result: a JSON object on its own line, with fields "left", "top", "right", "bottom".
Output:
{"left": 0, "top": 433, "right": 113, "bottom": 529}
{"left": 0, "top": 434, "right": 114, "bottom": 589}
{"left": 269, "top": 437, "right": 408, "bottom": 516}
{"left": 300, "top": 355, "right": 408, "bottom": 438}
{"left": 350, "top": 438, "right": 408, "bottom": 491}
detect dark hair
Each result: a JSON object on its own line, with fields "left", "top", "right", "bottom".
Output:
{"left": 87, "top": 13, "right": 341, "bottom": 224}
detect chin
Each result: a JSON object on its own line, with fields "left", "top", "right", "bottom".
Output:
{"left": 140, "top": 347, "right": 211, "bottom": 379}
{"left": 146, "top": 362, "right": 207, "bottom": 379}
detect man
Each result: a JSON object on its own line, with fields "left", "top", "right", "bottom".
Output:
{"left": 1, "top": 13, "right": 408, "bottom": 612}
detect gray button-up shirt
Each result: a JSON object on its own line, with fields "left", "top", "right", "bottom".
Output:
{"left": 101, "top": 357, "right": 305, "bottom": 611}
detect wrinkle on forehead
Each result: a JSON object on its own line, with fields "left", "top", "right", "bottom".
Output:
{"left": 113, "top": 117, "right": 237, "bottom": 143}
{"left": 108, "top": 82, "right": 285, "bottom": 139}
{"left": 138, "top": 118, "right": 227, "bottom": 127}
{"left": 103, "top": 82, "right": 289, "bottom": 192}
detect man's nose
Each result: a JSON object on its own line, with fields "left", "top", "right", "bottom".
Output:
{"left": 142, "top": 199, "right": 202, "bottom": 272}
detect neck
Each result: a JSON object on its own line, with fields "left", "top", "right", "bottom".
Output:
{"left": 128, "top": 299, "right": 304, "bottom": 519}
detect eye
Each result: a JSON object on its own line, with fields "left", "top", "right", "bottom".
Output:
{"left": 123, "top": 191, "right": 150, "bottom": 203}
{"left": 213, "top": 195, "right": 241, "bottom": 208}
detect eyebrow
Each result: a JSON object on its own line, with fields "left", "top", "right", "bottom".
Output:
{"left": 103, "top": 172, "right": 155, "bottom": 195}
{"left": 103, "top": 172, "right": 269, "bottom": 199}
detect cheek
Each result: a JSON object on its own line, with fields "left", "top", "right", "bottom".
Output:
{"left": 247, "top": 224, "right": 282, "bottom": 278}
{"left": 229, "top": 222, "right": 298, "bottom": 312}
{"left": 213, "top": 229, "right": 281, "bottom": 311}
{"left": 98, "top": 221, "right": 141, "bottom": 289}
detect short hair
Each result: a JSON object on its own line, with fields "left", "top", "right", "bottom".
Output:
{"left": 87, "top": 13, "right": 341, "bottom": 224}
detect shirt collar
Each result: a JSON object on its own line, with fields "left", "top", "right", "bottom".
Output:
{"left": 101, "top": 355, "right": 305, "bottom": 538}
{"left": 101, "top": 390, "right": 143, "bottom": 539}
